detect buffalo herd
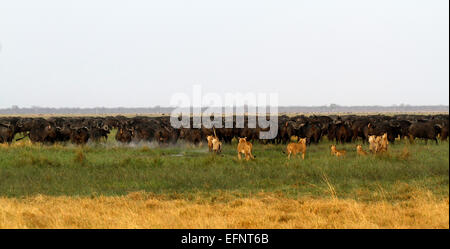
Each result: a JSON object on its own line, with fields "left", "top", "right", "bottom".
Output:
{"left": 0, "top": 114, "right": 448, "bottom": 145}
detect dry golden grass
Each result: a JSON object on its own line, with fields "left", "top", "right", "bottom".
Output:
{"left": 0, "top": 192, "right": 447, "bottom": 229}
{"left": 0, "top": 140, "right": 33, "bottom": 149}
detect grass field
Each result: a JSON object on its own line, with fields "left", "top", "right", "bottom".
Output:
{"left": 0, "top": 131, "right": 448, "bottom": 228}
{"left": 1, "top": 192, "right": 447, "bottom": 229}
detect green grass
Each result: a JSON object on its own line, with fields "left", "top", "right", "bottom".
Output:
{"left": 0, "top": 131, "right": 448, "bottom": 202}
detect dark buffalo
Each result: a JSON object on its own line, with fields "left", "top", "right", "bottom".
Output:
{"left": 116, "top": 126, "right": 134, "bottom": 144}
{"left": 327, "top": 120, "right": 352, "bottom": 143}
{"left": 279, "top": 120, "right": 295, "bottom": 144}
{"left": 179, "top": 128, "right": 202, "bottom": 144}
{"left": 0, "top": 123, "right": 15, "bottom": 143}
{"left": 89, "top": 126, "right": 110, "bottom": 142}
{"left": 55, "top": 123, "right": 73, "bottom": 142}
{"left": 408, "top": 122, "right": 440, "bottom": 144}
{"left": 27, "top": 118, "right": 58, "bottom": 143}
{"left": 71, "top": 127, "right": 90, "bottom": 145}
{"left": 302, "top": 121, "right": 322, "bottom": 145}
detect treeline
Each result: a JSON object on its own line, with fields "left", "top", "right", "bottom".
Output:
{"left": 0, "top": 105, "right": 448, "bottom": 115}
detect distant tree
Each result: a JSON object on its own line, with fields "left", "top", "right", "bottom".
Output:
{"left": 329, "top": 103, "right": 339, "bottom": 109}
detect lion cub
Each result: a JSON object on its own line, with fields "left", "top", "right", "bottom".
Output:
{"left": 237, "top": 137, "right": 255, "bottom": 161}
{"left": 286, "top": 138, "right": 307, "bottom": 159}
{"left": 330, "top": 145, "right": 346, "bottom": 157}
{"left": 356, "top": 144, "right": 368, "bottom": 156}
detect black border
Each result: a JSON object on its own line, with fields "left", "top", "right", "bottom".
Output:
{"left": 1, "top": 229, "right": 448, "bottom": 248}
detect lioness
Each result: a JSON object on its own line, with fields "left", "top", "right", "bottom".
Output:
{"left": 378, "top": 133, "right": 389, "bottom": 153}
{"left": 368, "top": 133, "right": 388, "bottom": 154}
{"left": 212, "top": 136, "right": 222, "bottom": 154}
{"left": 356, "top": 144, "right": 368, "bottom": 156}
{"left": 286, "top": 138, "right": 307, "bottom": 159}
{"left": 237, "top": 137, "right": 255, "bottom": 161}
{"left": 206, "top": 135, "right": 214, "bottom": 152}
{"left": 368, "top": 135, "right": 378, "bottom": 153}
{"left": 331, "top": 145, "right": 346, "bottom": 157}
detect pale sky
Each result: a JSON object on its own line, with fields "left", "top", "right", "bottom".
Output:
{"left": 0, "top": 0, "right": 448, "bottom": 108}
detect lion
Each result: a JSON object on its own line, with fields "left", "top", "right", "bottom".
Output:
{"left": 206, "top": 135, "right": 214, "bottom": 152}
{"left": 208, "top": 127, "right": 222, "bottom": 153}
{"left": 330, "top": 145, "right": 346, "bottom": 157}
{"left": 356, "top": 144, "right": 368, "bottom": 156}
{"left": 286, "top": 138, "right": 307, "bottom": 159}
{"left": 368, "top": 135, "right": 378, "bottom": 153}
{"left": 237, "top": 137, "right": 255, "bottom": 161}
{"left": 368, "top": 133, "right": 389, "bottom": 154}
{"left": 212, "top": 136, "right": 222, "bottom": 154}
{"left": 378, "top": 133, "right": 389, "bottom": 153}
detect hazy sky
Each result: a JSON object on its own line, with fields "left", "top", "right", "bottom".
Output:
{"left": 0, "top": 0, "right": 448, "bottom": 108}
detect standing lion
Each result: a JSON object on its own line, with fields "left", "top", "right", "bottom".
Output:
{"left": 237, "top": 137, "right": 255, "bottom": 161}
{"left": 286, "top": 138, "right": 307, "bottom": 159}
